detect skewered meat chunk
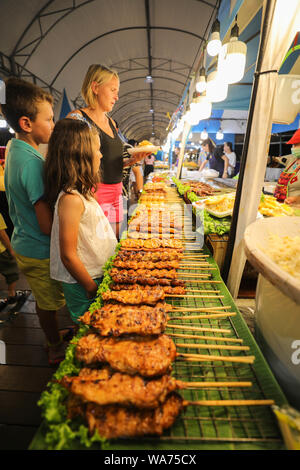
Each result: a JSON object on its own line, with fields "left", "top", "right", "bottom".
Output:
{"left": 75, "top": 334, "right": 177, "bottom": 376}
{"left": 61, "top": 367, "right": 179, "bottom": 408}
{"left": 110, "top": 271, "right": 185, "bottom": 286}
{"left": 67, "top": 393, "right": 184, "bottom": 439}
{"left": 80, "top": 302, "right": 171, "bottom": 336}
{"left": 111, "top": 283, "right": 186, "bottom": 295}
{"left": 101, "top": 286, "right": 165, "bottom": 305}
{"left": 110, "top": 268, "right": 178, "bottom": 280}
{"left": 128, "top": 231, "right": 179, "bottom": 239}
{"left": 117, "top": 250, "right": 183, "bottom": 262}
{"left": 120, "top": 238, "right": 183, "bottom": 251}
{"left": 113, "top": 259, "right": 180, "bottom": 270}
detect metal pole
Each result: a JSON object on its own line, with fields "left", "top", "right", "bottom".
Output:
{"left": 222, "top": 0, "right": 275, "bottom": 282}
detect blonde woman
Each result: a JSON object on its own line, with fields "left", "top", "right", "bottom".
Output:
{"left": 68, "top": 64, "right": 149, "bottom": 239}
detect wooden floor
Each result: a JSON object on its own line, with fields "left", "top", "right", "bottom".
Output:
{"left": 0, "top": 273, "right": 73, "bottom": 450}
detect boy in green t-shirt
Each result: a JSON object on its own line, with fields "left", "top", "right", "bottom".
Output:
{"left": 1, "top": 78, "right": 68, "bottom": 365}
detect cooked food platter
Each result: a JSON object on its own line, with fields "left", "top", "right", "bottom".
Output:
{"left": 31, "top": 181, "right": 287, "bottom": 450}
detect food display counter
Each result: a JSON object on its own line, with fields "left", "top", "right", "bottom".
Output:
{"left": 28, "top": 180, "right": 289, "bottom": 450}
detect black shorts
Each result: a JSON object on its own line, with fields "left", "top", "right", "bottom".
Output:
{"left": 0, "top": 250, "right": 19, "bottom": 285}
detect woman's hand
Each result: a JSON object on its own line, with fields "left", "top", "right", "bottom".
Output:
{"left": 285, "top": 196, "right": 300, "bottom": 205}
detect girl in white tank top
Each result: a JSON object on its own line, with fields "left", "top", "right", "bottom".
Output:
{"left": 43, "top": 119, "right": 117, "bottom": 323}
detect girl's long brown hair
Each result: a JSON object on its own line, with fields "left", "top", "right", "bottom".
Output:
{"left": 43, "top": 118, "right": 99, "bottom": 209}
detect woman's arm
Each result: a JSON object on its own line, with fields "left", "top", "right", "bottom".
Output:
{"left": 222, "top": 155, "right": 229, "bottom": 178}
{"left": 132, "top": 165, "right": 143, "bottom": 192}
{"left": 58, "top": 193, "right": 98, "bottom": 298}
{"left": 199, "top": 160, "right": 208, "bottom": 171}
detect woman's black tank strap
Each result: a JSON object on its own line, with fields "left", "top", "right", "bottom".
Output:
{"left": 79, "top": 110, "right": 117, "bottom": 136}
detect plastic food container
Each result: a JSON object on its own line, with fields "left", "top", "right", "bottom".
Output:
{"left": 244, "top": 217, "right": 300, "bottom": 410}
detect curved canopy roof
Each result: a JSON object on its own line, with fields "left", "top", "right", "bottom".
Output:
{"left": 0, "top": 0, "right": 220, "bottom": 142}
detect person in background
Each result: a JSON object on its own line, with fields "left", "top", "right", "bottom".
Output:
{"left": 197, "top": 146, "right": 207, "bottom": 168}
{"left": 0, "top": 212, "right": 20, "bottom": 309}
{"left": 199, "top": 139, "right": 229, "bottom": 178}
{"left": 274, "top": 128, "right": 300, "bottom": 205}
{"left": 144, "top": 153, "right": 155, "bottom": 181}
{"left": 0, "top": 78, "right": 67, "bottom": 365}
{"left": 223, "top": 141, "right": 236, "bottom": 177}
{"left": 67, "top": 64, "right": 150, "bottom": 240}
{"left": 44, "top": 119, "right": 117, "bottom": 325}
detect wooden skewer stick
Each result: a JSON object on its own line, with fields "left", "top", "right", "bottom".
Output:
{"left": 185, "top": 289, "right": 221, "bottom": 293}
{"left": 168, "top": 324, "right": 231, "bottom": 334}
{"left": 179, "top": 262, "right": 213, "bottom": 265}
{"left": 179, "top": 273, "right": 212, "bottom": 278}
{"left": 176, "top": 342, "right": 249, "bottom": 352}
{"left": 182, "top": 280, "right": 222, "bottom": 284}
{"left": 183, "top": 255, "right": 209, "bottom": 259}
{"left": 181, "top": 381, "right": 252, "bottom": 388}
{"left": 178, "top": 267, "right": 217, "bottom": 271}
{"left": 167, "top": 294, "right": 224, "bottom": 299}
{"left": 179, "top": 353, "right": 255, "bottom": 364}
{"left": 169, "top": 309, "right": 233, "bottom": 316}
{"left": 168, "top": 332, "right": 243, "bottom": 344}
{"left": 170, "top": 313, "right": 235, "bottom": 320}
{"left": 184, "top": 399, "right": 275, "bottom": 407}
{"left": 172, "top": 305, "right": 231, "bottom": 311}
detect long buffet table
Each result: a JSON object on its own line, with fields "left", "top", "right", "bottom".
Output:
{"left": 29, "top": 183, "right": 288, "bottom": 450}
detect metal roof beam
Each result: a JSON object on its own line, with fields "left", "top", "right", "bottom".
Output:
{"left": 50, "top": 26, "right": 205, "bottom": 86}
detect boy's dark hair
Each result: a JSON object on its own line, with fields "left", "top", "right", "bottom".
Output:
{"left": 0, "top": 77, "right": 53, "bottom": 132}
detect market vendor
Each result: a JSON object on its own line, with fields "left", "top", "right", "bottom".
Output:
{"left": 67, "top": 64, "right": 151, "bottom": 239}
{"left": 199, "top": 139, "right": 229, "bottom": 178}
{"left": 274, "top": 128, "right": 300, "bottom": 204}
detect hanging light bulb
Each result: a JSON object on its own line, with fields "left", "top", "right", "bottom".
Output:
{"left": 216, "top": 127, "right": 224, "bottom": 140}
{"left": 218, "top": 21, "right": 247, "bottom": 84}
{"left": 195, "top": 94, "right": 212, "bottom": 121}
{"left": 201, "top": 129, "right": 208, "bottom": 140}
{"left": 207, "top": 19, "right": 222, "bottom": 57}
{"left": 206, "top": 70, "right": 228, "bottom": 103}
{"left": 195, "top": 67, "right": 207, "bottom": 93}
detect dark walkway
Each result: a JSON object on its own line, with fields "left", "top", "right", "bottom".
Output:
{"left": 0, "top": 274, "right": 72, "bottom": 450}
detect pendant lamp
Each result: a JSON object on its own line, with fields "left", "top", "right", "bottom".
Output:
{"left": 198, "top": 94, "right": 212, "bottom": 121}
{"left": 195, "top": 67, "right": 207, "bottom": 93}
{"left": 206, "top": 70, "right": 228, "bottom": 103}
{"left": 216, "top": 127, "right": 224, "bottom": 140}
{"left": 201, "top": 129, "right": 208, "bottom": 140}
{"left": 218, "top": 22, "right": 247, "bottom": 84}
{"left": 207, "top": 19, "right": 222, "bottom": 57}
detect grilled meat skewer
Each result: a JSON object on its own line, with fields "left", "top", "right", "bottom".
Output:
{"left": 117, "top": 250, "right": 183, "bottom": 262}
{"left": 110, "top": 268, "right": 178, "bottom": 280}
{"left": 111, "top": 283, "right": 186, "bottom": 295}
{"left": 80, "top": 302, "right": 172, "bottom": 336}
{"left": 113, "top": 259, "right": 180, "bottom": 270}
{"left": 120, "top": 238, "right": 183, "bottom": 251}
{"left": 67, "top": 392, "right": 183, "bottom": 439}
{"left": 110, "top": 271, "right": 185, "bottom": 286}
{"left": 75, "top": 334, "right": 177, "bottom": 377}
{"left": 61, "top": 367, "right": 179, "bottom": 409}
{"left": 102, "top": 286, "right": 166, "bottom": 305}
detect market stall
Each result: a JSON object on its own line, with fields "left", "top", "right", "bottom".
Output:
{"left": 29, "top": 180, "right": 290, "bottom": 450}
